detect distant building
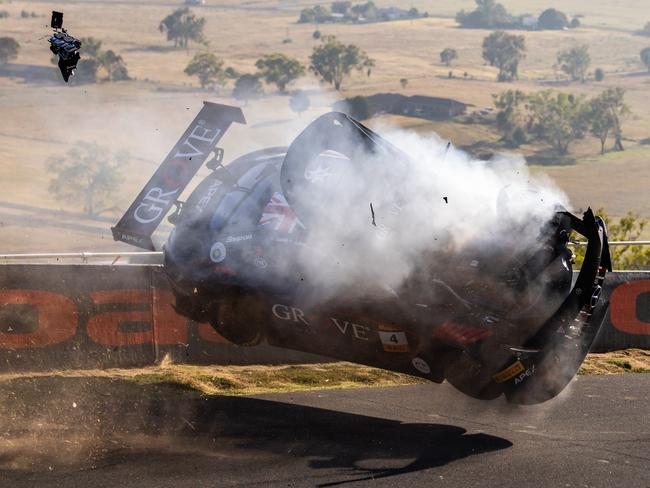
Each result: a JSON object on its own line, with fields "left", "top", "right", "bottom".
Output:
{"left": 520, "top": 14, "right": 538, "bottom": 28}
{"left": 185, "top": 0, "right": 205, "bottom": 5}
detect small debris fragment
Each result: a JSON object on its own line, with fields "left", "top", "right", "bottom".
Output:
{"left": 370, "top": 203, "right": 376, "bottom": 226}
{"left": 443, "top": 197, "right": 448, "bottom": 204}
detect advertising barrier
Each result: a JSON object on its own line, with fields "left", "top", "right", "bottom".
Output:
{"left": 0, "top": 265, "right": 326, "bottom": 372}
{"left": 0, "top": 265, "right": 648, "bottom": 372}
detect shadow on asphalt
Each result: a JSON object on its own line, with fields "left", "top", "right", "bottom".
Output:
{"left": 0, "top": 377, "right": 512, "bottom": 485}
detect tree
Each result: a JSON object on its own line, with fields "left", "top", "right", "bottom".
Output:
{"left": 313, "top": 30, "right": 321, "bottom": 40}
{"left": 492, "top": 89, "right": 528, "bottom": 147}
{"left": 640, "top": 47, "right": 650, "bottom": 72}
{"left": 299, "top": 5, "right": 330, "bottom": 23}
{"left": 331, "top": 1, "right": 351, "bottom": 15}
{"left": 0, "top": 37, "right": 19, "bottom": 65}
{"left": 350, "top": 2, "right": 378, "bottom": 21}
{"left": 47, "top": 142, "right": 128, "bottom": 216}
{"left": 537, "top": 8, "right": 568, "bottom": 30}
{"left": 255, "top": 53, "right": 305, "bottom": 93}
{"left": 185, "top": 52, "right": 226, "bottom": 89}
{"left": 440, "top": 48, "right": 458, "bottom": 66}
{"left": 289, "top": 90, "right": 310, "bottom": 116}
{"left": 400, "top": 78, "right": 408, "bottom": 88}
{"left": 594, "top": 68, "right": 605, "bottom": 81}
{"left": 573, "top": 209, "right": 650, "bottom": 270}
{"left": 527, "top": 90, "right": 588, "bottom": 155}
{"left": 456, "top": 0, "right": 512, "bottom": 29}
{"left": 569, "top": 17, "right": 581, "bottom": 28}
{"left": 233, "top": 74, "right": 262, "bottom": 105}
{"left": 482, "top": 31, "right": 525, "bottom": 82}
{"left": 71, "top": 38, "right": 129, "bottom": 83}
{"left": 310, "top": 35, "right": 374, "bottom": 91}
{"left": 557, "top": 45, "right": 590, "bottom": 82}
{"left": 639, "top": 22, "right": 650, "bottom": 36}
{"left": 159, "top": 7, "right": 205, "bottom": 48}
{"left": 590, "top": 87, "right": 629, "bottom": 154}
{"left": 97, "top": 50, "right": 129, "bottom": 81}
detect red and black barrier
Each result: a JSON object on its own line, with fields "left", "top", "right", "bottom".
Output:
{"left": 0, "top": 265, "right": 325, "bottom": 372}
{"left": 0, "top": 265, "right": 647, "bottom": 372}
{"left": 591, "top": 271, "right": 650, "bottom": 352}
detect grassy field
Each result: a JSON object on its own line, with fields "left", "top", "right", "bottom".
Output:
{"left": 1, "top": 0, "right": 650, "bottom": 252}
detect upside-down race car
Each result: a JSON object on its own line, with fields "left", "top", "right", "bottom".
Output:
{"left": 113, "top": 102, "right": 611, "bottom": 405}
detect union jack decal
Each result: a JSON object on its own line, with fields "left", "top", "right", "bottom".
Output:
{"left": 258, "top": 192, "right": 305, "bottom": 234}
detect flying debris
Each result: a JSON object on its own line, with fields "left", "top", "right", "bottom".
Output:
{"left": 48, "top": 11, "right": 81, "bottom": 82}
{"left": 113, "top": 103, "right": 611, "bottom": 405}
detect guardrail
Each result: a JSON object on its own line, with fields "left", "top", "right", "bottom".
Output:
{"left": 2, "top": 241, "right": 650, "bottom": 264}
{"left": 570, "top": 241, "right": 650, "bottom": 247}
{"left": 0, "top": 251, "right": 163, "bottom": 264}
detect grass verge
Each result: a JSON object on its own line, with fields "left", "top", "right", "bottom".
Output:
{"left": 0, "top": 350, "right": 647, "bottom": 397}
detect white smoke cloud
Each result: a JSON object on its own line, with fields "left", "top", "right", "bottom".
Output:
{"left": 283, "top": 115, "right": 570, "bottom": 306}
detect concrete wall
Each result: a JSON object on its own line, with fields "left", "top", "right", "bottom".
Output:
{"left": 0, "top": 265, "right": 648, "bottom": 372}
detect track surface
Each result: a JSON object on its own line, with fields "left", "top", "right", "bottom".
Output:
{"left": 0, "top": 374, "right": 648, "bottom": 487}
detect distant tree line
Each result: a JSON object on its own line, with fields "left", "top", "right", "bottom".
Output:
{"left": 298, "top": 1, "right": 426, "bottom": 24}
{"left": 184, "top": 35, "right": 373, "bottom": 94}
{"left": 492, "top": 87, "right": 629, "bottom": 156}
{"left": 456, "top": 0, "right": 580, "bottom": 30}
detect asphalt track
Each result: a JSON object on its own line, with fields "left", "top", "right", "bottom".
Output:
{"left": 0, "top": 374, "right": 648, "bottom": 487}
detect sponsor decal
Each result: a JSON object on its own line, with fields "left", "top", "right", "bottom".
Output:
{"left": 133, "top": 187, "right": 180, "bottom": 224}
{"left": 225, "top": 234, "right": 252, "bottom": 243}
{"left": 329, "top": 318, "right": 370, "bottom": 341}
{"left": 492, "top": 361, "right": 525, "bottom": 384}
{"left": 195, "top": 179, "right": 223, "bottom": 212}
{"left": 271, "top": 304, "right": 310, "bottom": 325}
{"left": 259, "top": 192, "right": 305, "bottom": 234}
{"left": 0, "top": 289, "right": 227, "bottom": 349}
{"left": 210, "top": 242, "right": 226, "bottom": 263}
{"left": 610, "top": 280, "right": 650, "bottom": 335}
{"left": 412, "top": 357, "right": 431, "bottom": 374}
{"left": 378, "top": 325, "right": 409, "bottom": 352}
{"left": 514, "top": 365, "right": 536, "bottom": 385}
{"left": 254, "top": 257, "right": 268, "bottom": 269}
{"left": 305, "top": 164, "right": 334, "bottom": 183}
{"left": 172, "top": 123, "right": 222, "bottom": 159}
{"left": 432, "top": 321, "right": 492, "bottom": 346}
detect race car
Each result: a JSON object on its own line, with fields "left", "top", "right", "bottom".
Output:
{"left": 113, "top": 102, "right": 611, "bottom": 405}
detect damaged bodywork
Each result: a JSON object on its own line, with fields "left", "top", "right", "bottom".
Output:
{"left": 113, "top": 103, "right": 611, "bottom": 404}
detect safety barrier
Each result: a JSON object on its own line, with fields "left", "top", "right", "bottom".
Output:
{"left": 0, "top": 265, "right": 648, "bottom": 372}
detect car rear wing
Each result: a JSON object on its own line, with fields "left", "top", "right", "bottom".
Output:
{"left": 112, "top": 102, "right": 246, "bottom": 250}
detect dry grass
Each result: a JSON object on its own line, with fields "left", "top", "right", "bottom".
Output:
{"left": 579, "top": 349, "right": 650, "bottom": 375}
{"left": 1, "top": 0, "right": 650, "bottom": 253}
{"left": 0, "top": 361, "right": 427, "bottom": 396}
{"left": 0, "top": 350, "right": 646, "bottom": 397}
